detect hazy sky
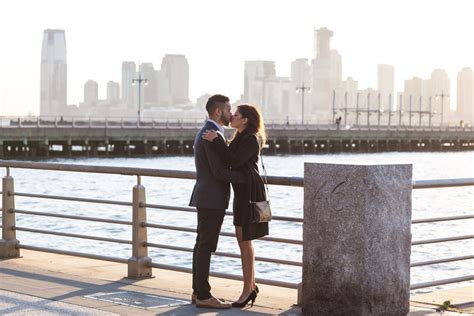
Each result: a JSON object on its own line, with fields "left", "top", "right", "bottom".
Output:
{"left": 0, "top": 0, "right": 472, "bottom": 115}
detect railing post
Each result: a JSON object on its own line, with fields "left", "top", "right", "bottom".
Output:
{"left": 302, "top": 163, "right": 412, "bottom": 315}
{"left": 128, "top": 176, "right": 152, "bottom": 278}
{"left": 1, "top": 168, "right": 20, "bottom": 258}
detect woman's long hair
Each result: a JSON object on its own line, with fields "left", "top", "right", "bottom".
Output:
{"left": 233, "top": 104, "right": 267, "bottom": 148}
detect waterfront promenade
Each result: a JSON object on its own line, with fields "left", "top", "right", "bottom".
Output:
{"left": 1, "top": 250, "right": 473, "bottom": 315}
{"left": 1, "top": 159, "right": 473, "bottom": 314}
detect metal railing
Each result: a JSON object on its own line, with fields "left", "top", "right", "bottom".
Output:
{"left": 1, "top": 160, "right": 473, "bottom": 292}
{"left": 1, "top": 116, "right": 473, "bottom": 132}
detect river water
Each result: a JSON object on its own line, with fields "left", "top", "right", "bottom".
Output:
{"left": 4, "top": 151, "right": 473, "bottom": 293}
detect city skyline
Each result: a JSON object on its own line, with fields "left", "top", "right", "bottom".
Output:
{"left": 0, "top": 0, "right": 473, "bottom": 116}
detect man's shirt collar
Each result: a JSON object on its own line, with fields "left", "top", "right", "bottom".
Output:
{"left": 206, "top": 119, "right": 225, "bottom": 134}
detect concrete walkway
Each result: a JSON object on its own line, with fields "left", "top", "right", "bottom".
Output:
{"left": 0, "top": 250, "right": 472, "bottom": 315}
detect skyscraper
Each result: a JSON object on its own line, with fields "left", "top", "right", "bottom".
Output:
{"left": 311, "top": 27, "right": 342, "bottom": 122}
{"left": 243, "top": 60, "right": 276, "bottom": 108}
{"left": 404, "top": 77, "right": 424, "bottom": 113}
{"left": 40, "top": 29, "right": 67, "bottom": 116}
{"left": 314, "top": 27, "right": 333, "bottom": 59}
{"left": 430, "top": 69, "right": 451, "bottom": 122}
{"left": 291, "top": 59, "right": 311, "bottom": 118}
{"left": 342, "top": 76, "right": 358, "bottom": 113}
{"left": 457, "top": 67, "right": 474, "bottom": 124}
{"left": 84, "top": 80, "right": 98, "bottom": 106}
{"left": 378, "top": 64, "right": 395, "bottom": 110}
{"left": 121, "top": 61, "right": 137, "bottom": 108}
{"left": 139, "top": 63, "right": 158, "bottom": 107}
{"left": 161, "top": 54, "right": 190, "bottom": 105}
{"left": 107, "top": 81, "right": 120, "bottom": 105}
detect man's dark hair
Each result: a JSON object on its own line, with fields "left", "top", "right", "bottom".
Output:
{"left": 206, "top": 94, "right": 229, "bottom": 115}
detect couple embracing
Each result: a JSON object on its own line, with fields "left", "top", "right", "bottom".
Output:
{"left": 189, "top": 94, "right": 269, "bottom": 309}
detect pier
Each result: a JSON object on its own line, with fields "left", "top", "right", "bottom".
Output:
{"left": 1, "top": 160, "right": 473, "bottom": 314}
{"left": 1, "top": 117, "right": 474, "bottom": 158}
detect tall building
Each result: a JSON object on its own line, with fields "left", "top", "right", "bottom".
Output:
{"left": 378, "top": 64, "right": 395, "bottom": 110}
{"left": 314, "top": 27, "right": 332, "bottom": 58}
{"left": 107, "top": 81, "right": 120, "bottom": 105}
{"left": 196, "top": 93, "right": 212, "bottom": 110}
{"left": 121, "top": 61, "right": 137, "bottom": 108}
{"left": 263, "top": 77, "right": 291, "bottom": 118}
{"left": 342, "top": 77, "right": 358, "bottom": 113}
{"left": 243, "top": 61, "right": 276, "bottom": 109}
{"left": 40, "top": 29, "right": 67, "bottom": 116}
{"left": 358, "top": 88, "right": 378, "bottom": 125}
{"left": 457, "top": 67, "right": 474, "bottom": 124}
{"left": 430, "top": 69, "right": 451, "bottom": 122}
{"left": 156, "top": 69, "right": 171, "bottom": 106}
{"left": 404, "top": 77, "right": 424, "bottom": 111}
{"left": 311, "top": 27, "right": 342, "bottom": 122}
{"left": 291, "top": 59, "right": 311, "bottom": 120}
{"left": 161, "top": 54, "right": 190, "bottom": 105}
{"left": 84, "top": 80, "right": 98, "bottom": 106}
{"left": 139, "top": 63, "right": 158, "bottom": 107}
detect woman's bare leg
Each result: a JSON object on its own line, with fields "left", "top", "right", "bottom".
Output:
{"left": 235, "top": 226, "right": 256, "bottom": 302}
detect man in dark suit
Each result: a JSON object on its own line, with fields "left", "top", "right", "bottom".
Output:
{"left": 189, "top": 94, "right": 245, "bottom": 309}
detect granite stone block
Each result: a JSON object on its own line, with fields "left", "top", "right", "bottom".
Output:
{"left": 302, "top": 163, "right": 412, "bottom": 315}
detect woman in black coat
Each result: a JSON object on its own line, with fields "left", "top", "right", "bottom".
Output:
{"left": 202, "top": 104, "right": 268, "bottom": 307}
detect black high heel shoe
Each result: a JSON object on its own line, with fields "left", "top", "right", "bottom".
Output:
{"left": 231, "top": 290, "right": 257, "bottom": 308}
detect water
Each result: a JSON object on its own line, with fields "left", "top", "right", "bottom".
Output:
{"left": 3, "top": 152, "right": 473, "bottom": 294}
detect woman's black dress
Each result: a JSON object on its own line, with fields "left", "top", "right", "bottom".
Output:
{"left": 210, "top": 129, "right": 269, "bottom": 241}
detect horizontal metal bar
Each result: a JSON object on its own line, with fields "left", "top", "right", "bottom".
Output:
{"left": 413, "top": 178, "right": 474, "bottom": 189}
{"left": 411, "top": 255, "right": 474, "bottom": 267}
{"left": 145, "top": 242, "right": 302, "bottom": 267}
{"left": 0, "top": 160, "right": 302, "bottom": 187}
{"left": 18, "top": 244, "right": 129, "bottom": 264}
{"left": 410, "top": 275, "right": 474, "bottom": 290}
{"left": 148, "top": 262, "right": 298, "bottom": 289}
{"left": 412, "top": 235, "right": 474, "bottom": 245}
{"left": 144, "top": 203, "right": 197, "bottom": 213}
{"left": 412, "top": 214, "right": 474, "bottom": 224}
{"left": 0, "top": 160, "right": 197, "bottom": 180}
{"left": 144, "top": 223, "right": 303, "bottom": 245}
{"left": 14, "top": 226, "right": 132, "bottom": 244}
{"left": 144, "top": 203, "right": 303, "bottom": 223}
{"left": 2, "top": 161, "right": 474, "bottom": 189}
{"left": 14, "top": 209, "right": 132, "bottom": 225}
{"left": 13, "top": 192, "right": 132, "bottom": 207}
{"left": 14, "top": 199, "right": 474, "bottom": 225}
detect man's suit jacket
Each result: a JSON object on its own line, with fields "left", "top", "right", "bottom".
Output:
{"left": 189, "top": 121, "right": 245, "bottom": 210}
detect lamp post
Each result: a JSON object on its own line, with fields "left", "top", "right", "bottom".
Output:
{"left": 419, "top": 96, "right": 423, "bottom": 126}
{"left": 399, "top": 94, "right": 403, "bottom": 127}
{"left": 356, "top": 92, "right": 360, "bottom": 126}
{"left": 344, "top": 91, "right": 348, "bottom": 125}
{"left": 296, "top": 82, "right": 311, "bottom": 125}
{"left": 367, "top": 93, "right": 371, "bottom": 127}
{"left": 132, "top": 71, "right": 148, "bottom": 124}
{"left": 409, "top": 95, "right": 413, "bottom": 127}
{"left": 377, "top": 93, "right": 381, "bottom": 127}
{"left": 436, "top": 90, "right": 450, "bottom": 126}
{"left": 429, "top": 96, "right": 433, "bottom": 127}
{"left": 388, "top": 94, "right": 392, "bottom": 127}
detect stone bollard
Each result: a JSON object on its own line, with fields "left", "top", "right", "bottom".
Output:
{"left": 1, "top": 170, "right": 20, "bottom": 258}
{"left": 303, "top": 163, "right": 412, "bottom": 315}
{"left": 128, "top": 177, "right": 152, "bottom": 278}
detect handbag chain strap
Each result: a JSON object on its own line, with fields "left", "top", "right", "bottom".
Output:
{"left": 260, "top": 154, "right": 270, "bottom": 200}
